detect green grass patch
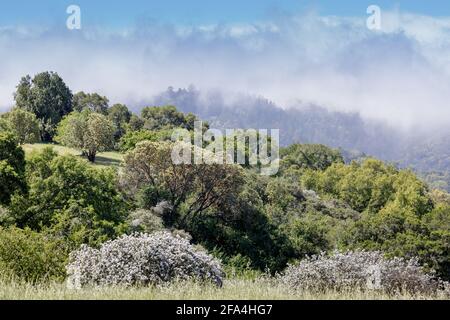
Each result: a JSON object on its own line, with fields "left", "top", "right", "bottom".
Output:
{"left": 22, "top": 143, "right": 123, "bottom": 168}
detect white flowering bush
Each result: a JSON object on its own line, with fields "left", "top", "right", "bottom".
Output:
{"left": 280, "top": 251, "right": 444, "bottom": 294}
{"left": 66, "top": 232, "right": 224, "bottom": 289}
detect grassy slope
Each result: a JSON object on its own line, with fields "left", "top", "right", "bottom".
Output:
{"left": 22, "top": 143, "right": 123, "bottom": 168}
{"left": 0, "top": 279, "right": 443, "bottom": 300}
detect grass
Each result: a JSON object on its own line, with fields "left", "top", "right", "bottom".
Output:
{"left": 22, "top": 143, "right": 123, "bottom": 168}
{"left": 0, "top": 278, "right": 447, "bottom": 300}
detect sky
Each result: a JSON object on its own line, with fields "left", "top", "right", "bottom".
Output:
{"left": 2, "top": 1, "right": 450, "bottom": 26}
{"left": 1, "top": 1, "right": 450, "bottom": 129}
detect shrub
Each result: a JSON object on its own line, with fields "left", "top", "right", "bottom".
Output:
{"left": 66, "top": 232, "right": 224, "bottom": 288}
{"left": 9, "top": 151, "right": 128, "bottom": 241}
{"left": 0, "top": 206, "right": 8, "bottom": 219}
{"left": 119, "top": 129, "right": 172, "bottom": 151}
{"left": 0, "top": 132, "right": 26, "bottom": 206}
{"left": 280, "top": 251, "right": 444, "bottom": 294}
{"left": 127, "top": 208, "right": 165, "bottom": 233}
{"left": 0, "top": 227, "right": 67, "bottom": 282}
{"left": 0, "top": 108, "right": 40, "bottom": 144}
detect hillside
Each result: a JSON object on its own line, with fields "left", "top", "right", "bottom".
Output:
{"left": 22, "top": 143, "right": 123, "bottom": 168}
{"left": 143, "top": 87, "right": 450, "bottom": 191}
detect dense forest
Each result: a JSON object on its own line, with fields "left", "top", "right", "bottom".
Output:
{"left": 0, "top": 72, "right": 449, "bottom": 296}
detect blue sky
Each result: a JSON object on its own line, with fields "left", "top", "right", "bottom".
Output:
{"left": 1, "top": 1, "right": 450, "bottom": 128}
{"left": 1, "top": 1, "right": 450, "bottom": 27}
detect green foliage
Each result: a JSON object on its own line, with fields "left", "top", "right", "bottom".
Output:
{"left": 281, "top": 143, "right": 344, "bottom": 173}
{"left": 0, "top": 226, "right": 67, "bottom": 282}
{"left": 297, "top": 157, "right": 450, "bottom": 278}
{"left": 56, "top": 111, "right": 115, "bottom": 162}
{"left": 187, "top": 173, "right": 342, "bottom": 273}
{"left": 128, "top": 114, "right": 145, "bottom": 131}
{"left": 141, "top": 105, "right": 201, "bottom": 131}
{"left": 335, "top": 208, "right": 442, "bottom": 282}
{"left": 108, "top": 104, "right": 131, "bottom": 140}
{"left": 119, "top": 141, "right": 298, "bottom": 271}
{"left": 72, "top": 91, "right": 109, "bottom": 114}
{"left": 302, "top": 158, "right": 431, "bottom": 214}
{"left": 3, "top": 86, "right": 450, "bottom": 284}
{"left": 0, "top": 115, "right": 7, "bottom": 131}
{"left": 122, "top": 141, "right": 244, "bottom": 228}
{"left": 8, "top": 149, "right": 128, "bottom": 246}
{"left": 190, "top": 211, "right": 293, "bottom": 273}
{"left": 0, "top": 133, "right": 26, "bottom": 206}
{"left": 422, "top": 171, "right": 450, "bottom": 193}
{"left": 127, "top": 209, "right": 165, "bottom": 234}
{"left": 119, "top": 129, "right": 172, "bottom": 151}
{"left": 264, "top": 176, "right": 358, "bottom": 261}
{"left": 344, "top": 204, "right": 450, "bottom": 280}
{"left": 14, "top": 72, "right": 72, "bottom": 141}
{"left": 0, "top": 108, "right": 40, "bottom": 144}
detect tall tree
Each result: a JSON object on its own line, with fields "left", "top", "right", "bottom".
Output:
{"left": 14, "top": 72, "right": 72, "bottom": 141}
{"left": 108, "top": 103, "right": 131, "bottom": 140}
{"left": 121, "top": 141, "right": 244, "bottom": 227}
{"left": 8, "top": 148, "right": 128, "bottom": 244}
{"left": 281, "top": 144, "right": 344, "bottom": 172}
{"left": 0, "top": 132, "right": 26, "bottom": 205}
{"left": 128, "top": 114, "right": 144, "bottom": 132}
{"left": 73, "top": 92, "right": 109, "bottom": 114}
{"left": 56, "top": 111, "right": 115, "bottom": 162}
{"left": 141, "top": 105, "right": 199, "bottom": 131}
{"left": 1, "top": 108, "right": 40, "bottom": 144}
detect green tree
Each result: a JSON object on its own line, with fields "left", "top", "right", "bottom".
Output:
{"left": 0, "top": 117, "right": 8, "bottom": 132}
{"left": 72, "top": 91, "right": 109, "bottom": 114}
{"left": 1, "top": 108, "right": 40, "bottom": 144}
{"left": 0, "top": 133, "right": 26, "bottom": 205}
{"left": 345, "top": 202, "right": 450, "bottom": 280}
{"left": 14, "top": 72, "right": 73, "bottom": 141}
{"left": 8, "top": 149, "right": 128, "bottom": 245}
{"left": 128, "top": 114, "right": 145, "bottom": 131}
{"left": 121, "top": 141, "right": 244, "bottom": 227}
{"left": 301, "top": 158, "right": 427, "bottom": 214}
{"left": 56, "top": 111, "right": 115, "bottom": 162}
{"left": 119, "top": 129, "right": 172, "bottom": 151}
{"left": 280, "top": 143, "right": 344, "bottom": 172}
{"left": 141, "top": 105, "right": 200, "bottom": 130}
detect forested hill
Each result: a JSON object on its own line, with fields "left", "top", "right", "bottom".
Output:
{"left": 140, "top": 86, "right": 450, "bottom": 191}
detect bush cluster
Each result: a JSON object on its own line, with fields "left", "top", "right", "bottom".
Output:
{"left": 280, "top": 251, "right": 445, "bottom": 294}
{"left": 0, "top": 227, "right": 67, "bottom": 282}
{"left": 67, "top": 232, "right": 224, "bottom": 288}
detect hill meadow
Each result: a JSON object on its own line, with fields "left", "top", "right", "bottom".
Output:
{"left": 0, "top": 71, "right": 449, "bottom": 300}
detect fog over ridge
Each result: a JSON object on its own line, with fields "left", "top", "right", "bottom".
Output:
{"left": 1, "top": 11, "right": 450, "bottom": 130}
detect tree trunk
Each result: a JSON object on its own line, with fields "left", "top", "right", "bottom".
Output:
{"left": 87, "top": 150, "right": 96, "bottom": 163}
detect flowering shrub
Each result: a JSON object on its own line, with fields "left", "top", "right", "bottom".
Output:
{"left": 280, "top": 251, "right": 445, "bottom": 294}
{"left": 66, "top": 232, "right": 224, "bottom": 288}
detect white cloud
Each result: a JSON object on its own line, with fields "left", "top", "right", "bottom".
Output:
{"left": 1, "top": 11, "right": 450, "bottom": 129}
